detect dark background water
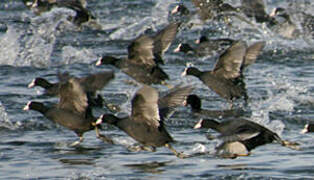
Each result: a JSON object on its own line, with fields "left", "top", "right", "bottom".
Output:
{"left": 0, "top": 0, "right": 314, "bottom": 179}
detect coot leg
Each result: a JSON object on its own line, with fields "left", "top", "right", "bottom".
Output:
{"left": 281, "top": 140, "right": 300, "bottom": 150}
{"left": 165, "top": 143, "right": 188, "bottom": 159}
{"left": 127, "top": 145, "right": 156, "bottom": 152}
{"left": 70, "top": 136, "right": 84, "bottom": 147}
{"left": 95, "top": 126, "right": 114, "bottom": 144}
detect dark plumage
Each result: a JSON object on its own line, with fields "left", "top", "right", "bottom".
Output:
{"left": 96, "top": 23, "right": 180, "bottom": 85}
{"left": 240, "top": 0, "right": 275, "bottom": 24}
{"left": 22, "top": 0, "right": 95, "bottom": 26}
{"left": 158, "top": 85, "right": 194, "bottom": 120}
{"left": 24, "top": 78, "right": 113, "bottom": 146}
{"left": 97, "top": 85, "right": 192, "bottom": 158}
{"left": 28, "top": 71, "right": 114, "bottom": 107}
{"left": 269, "top": 7, "right": 300, "bottom": 39}
{"left": 194, "top": 118, "right": 299, "bottom": 158}
{"left": 171, "top": 0, "right": 236, "bottom": 22}
{"left": 174, "top": 38, "right": 234, "bottom": 57}
{"left": 182, "top": 41, "right": 265, "bottom": 105}
{"left": 185, "top": 94, "right": 245, "bottom": 118}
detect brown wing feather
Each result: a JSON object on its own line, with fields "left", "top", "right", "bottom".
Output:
{"left": 58, "top": 78, "right": 88, "bottom": 115}
{"left": 244, "top": 41, "right": 265, "bottom": 67}
{"left": 131, "top": 85, "right": 160, "bottom": 128}
{"left": 213, "top": 41, "right": 246, "bottom": 79}
{"left": 127, "top": 35, "right": 155, "bottom": 67}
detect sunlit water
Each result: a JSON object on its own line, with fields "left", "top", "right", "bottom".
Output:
{"left": 0, "top": 0, "right": 314, "bottom": 179}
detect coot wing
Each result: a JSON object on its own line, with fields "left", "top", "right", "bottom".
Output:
{"left": 159, "top": 85, "right": 193, "bottom": 108}
{"left": 219, "top": 126, "right": 261, "bottom": 142}
{"left": 131, "top": 85, "right": 160, "bottom": 128}
{"left": 153, "top": 23, "right": 180, "bottom": 58}
{"left": 58, "top": 78, "right": 88, "bottom": 115}
{"left": 158, "top": 85, "right": 193, "bottom": 119}
{"left": 79, "top": 71, "right": 114, "bottom": 92}
{"left": 127, "top": 35, "right": 156, "bottom": 67}
{"left": 213, "top": 41, "right": 246, "bottom": 79}
{"left": 243, "top": 41, "right": 265, "bottom": 67}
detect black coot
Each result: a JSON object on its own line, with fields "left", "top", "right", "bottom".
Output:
{"left": 28, "top": 71, "right": 115, "bottom": 108}
{"left": 182, "top": 41, "right": 265, "bottom": 106}
{"left": 194, "top": 118, "right": 299, "bottom": 158}
{"left": 174, "top": 37, "right": 234, "bottom": 57}
{"left": 96, "top": 23, "right": 180, "bottom": 85}
{"left": 96, "top": 85, "right": 192, "bottom": 158}
{"left": 24, "top": 78, "right": 113, "bottom": 146}
{"left": 22, "top": 0, "right": 95, "bottom": 26}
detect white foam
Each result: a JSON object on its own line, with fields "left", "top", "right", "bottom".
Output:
{"left": 60, "top": 46, "right": 97, "bottom": 65}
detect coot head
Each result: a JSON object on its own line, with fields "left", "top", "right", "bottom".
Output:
{"left": 171, "top": 4, "right": 189, "bottom": 15}
{"left": 194, "top": 119, "right": 220, "bottom": 130}
{"left": 96, "top": 56, "right": 120, "bottom": 66}
{"left": 28, "top": 77, "right": 53, "bottom": 89}
{"left": 185, "top": 94, "right": 201, "bottom": 110}
{"left": 181, "top": 67, "right": 202, "bottom": 77}
{"left": 301, "top": 123, "right": 314, "bottom": 133}
{"left": 97, "top": 114, "right": 120, "bottom": 126}
{"left": 195, "top": 36, "right": 209, "bottom": 44}
{"left": 23, "top": 101, "right": 49, "bottom": 114}
{"left": 174, "top": 43, "right": 193, "bottom": 53}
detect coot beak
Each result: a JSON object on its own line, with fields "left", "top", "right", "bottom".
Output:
{"left": 181, "top": 67, "right": 188, "bottom": 77}
{"left": 300, "top": 124, "right": 309, "bottom": 134}
{"left": 95, "top": 57, "right": 103, "bottom": 66}
{"left": 171, "top": 5, "right": 180, "bottom": 14}
{"left": 173, "top": 43, "right": 182, "bottom": 53}
{"left": 194, "top": 119, "right": 203, "bottom": 129}
{"left": 96, "top": 115, "right": 104, "bottom": 125}
{"left": 28, "top": 79, "right": 36, "bottom": 88}
{"left": 23, "top": 101, "right": 31, "bottom": 111}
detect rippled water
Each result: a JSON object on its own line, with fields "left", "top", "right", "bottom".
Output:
{"left": 0, "top": 0, "right": 314, "bottom": 179}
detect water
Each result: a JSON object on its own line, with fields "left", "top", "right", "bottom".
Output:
{"left": 0, "top": 0, "right": 314, "bottom": 179}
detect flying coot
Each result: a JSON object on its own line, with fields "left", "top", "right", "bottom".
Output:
{"left": 22, "top": 0, "right": 95, "bottom": 26}
{"left": 24, "top": 78, "right": 114, "bottom": 146}
{"left": 96, "top": 23, "right": 180, "bottom": 85}
{"left": 28, "top": 71, "right": 115, "bottom": 108}
{"left": 174, "top": 38, "right": 234, "bottom": 57}
{"left": 194, "top": 118, "right": 299, "bottom": 158}
{"left": 96, "top": 85, "right": 191, "bottom": 158}
{"left": 181, "top": 40, "right": 265, "bottom": 107}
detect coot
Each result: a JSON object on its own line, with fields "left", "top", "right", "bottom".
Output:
{"left": 182, "top": 40, "right": 265, "bottom": 106}
{"left": 96, "top": 23, "right": 180, "bottom": 85}
{"left": 194, "top": 118, "right": 299, "bottom": 158}
{"left": 174, "top": 38, "right": 234, "bottom": 57}
{"left": 22, "top": 0, "right": 95, "bottom": 26}
{"left": 24, "top": 78, "right": 113, "bottom": 146}
{"left": 96, "top": 85, "right": 189, "bottom": 158}
{"left": 28, "top": 71, "right": 115, "bottom": 108}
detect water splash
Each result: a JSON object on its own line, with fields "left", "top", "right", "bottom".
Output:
{"left": 60, "top": 46, "right": 97, "bottom": 65}
{"left": 0, "top": 8, "right": 77, "bottom": 67}
{"left": 109, "top": 0, "right": 172, "bottom": 40}
{"left": 0, "top": 102, "right": 16, "bottom": 130}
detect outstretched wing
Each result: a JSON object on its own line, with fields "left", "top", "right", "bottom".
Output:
{"left": 58, "top": 78, "right": 88, "bottom": 115}
{"left": 79, "top": 71, "right": 114, "bottom": 92}
{"left": 131, "top": 85, "right": 160, "bottom": 128}
{"left": 243, "top": 41, "right": 265, "bottom": 67}
{"left": 213, "top": 41, "right": 246, "bottom": 79}
{"left": 127, "top": 35, "right": 156, "bottom": 67}
{"left": 158, "top": 85, "right": 193, "bottom": 119}
{"left": 153, "top": 22, "right": 180, "bottom": 63}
